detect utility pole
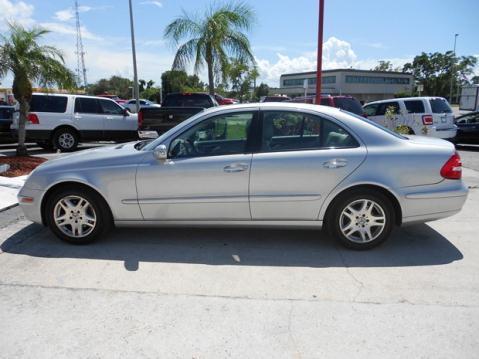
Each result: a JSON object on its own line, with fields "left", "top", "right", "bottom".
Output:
{"left": 74, "top": 0, "right": 87, "bottom": 89}
{"left": 315, "top": 0, "right": 325, "bottom": 105}
{"left": 449, "top": 33, "right": 458, "bottom": 104}
{"left": 128, "top": 0, "right": 140, "bottom": 113}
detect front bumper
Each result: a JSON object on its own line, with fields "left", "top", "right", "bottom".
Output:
{"left": 17, "top": 186, "right": 45, "bottom": 225}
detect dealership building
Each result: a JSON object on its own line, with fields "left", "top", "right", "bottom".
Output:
{"left": 279, "top": 69, "right": 414, "bottom": 103}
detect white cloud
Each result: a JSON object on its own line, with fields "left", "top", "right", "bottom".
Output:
{"left": 257, "top": 37, "right": 357, "bottom": 86}
{"left": 40, "top": 22, "right": 102, "bottom": 41}
{"left": 256, "top": 36, "right": 412, "bottom": 86}
{"left": 140, "top": 1, "right": 163, "bottom": 8}
{"left": 0, "top": 0, "right": 34, "bottom": 29}
{"left": 54, "top": 5, "right": 93, "bottom": 22}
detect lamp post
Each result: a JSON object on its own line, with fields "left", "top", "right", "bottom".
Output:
{"left": 128, "top": 0, "right": 140, "bottom": 113}
{"left": 448, "top": 33, "right": 458, "bottom": 104}
{"left": 314, "top": 0, "right": 325, "bottom": 105}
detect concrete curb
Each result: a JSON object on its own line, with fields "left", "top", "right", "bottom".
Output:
{"left": 0, "top": 202, "right": 19, "bottom": 213}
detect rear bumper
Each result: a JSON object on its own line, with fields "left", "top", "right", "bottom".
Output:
{"left": 401, "top": 181, "right": 468, "bottom": 224}
{"left": 11, "top": 129, "right": 51, "bottom": 141}
{"left": 428, "top": 126, "right": 457, "bottom": 140}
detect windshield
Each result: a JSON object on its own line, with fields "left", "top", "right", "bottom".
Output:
{"left": 334, "top": 97, "right": 363, "bottom": 115}
{"left": 341, "top": 110, "right": 408, "bottom": 140}
{"left": 430, "top": 98, "right": 452, "bottom": 113}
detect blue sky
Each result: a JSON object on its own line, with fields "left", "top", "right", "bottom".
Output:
{"left": 1, "top": 0, "right": 478, "bottom": 87}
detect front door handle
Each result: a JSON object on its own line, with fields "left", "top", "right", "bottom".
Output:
{"left": 323, "top": 158, "right": 348, "bottom": 169}
{"left": 106, "top": 116, "right": 114, "bottom": 120}
{"left": 224, "top": 163, "right": 249, "bottom": 173}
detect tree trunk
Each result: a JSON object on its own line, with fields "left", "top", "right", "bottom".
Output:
{"left": 16, "top": 99, "right": 28, "bottom": 156}
{"left": 207, "top": 61, "right": 215, "bottom": 95}
{"left": 206, "top": 45, "right": 215, "bottom": 95}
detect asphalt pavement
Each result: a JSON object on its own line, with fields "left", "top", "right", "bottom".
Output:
{"left": 0, "top": 142, "right": 478, "bottom": 358}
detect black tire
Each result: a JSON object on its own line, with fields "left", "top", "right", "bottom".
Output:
{"left": 327, "top": 189, "right": 395, "bottom": 250}
{"left": 45, "top": 186, "right": 113, "bottom": 244}
{"left": 53, "top": 127, "right": 78, "bottom": 152}
{"left": 36, "top": 140, "right": 55, "bottom": 151}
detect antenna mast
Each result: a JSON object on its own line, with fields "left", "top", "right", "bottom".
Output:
{"left": 74, "top": 0, "right": 87, "bottom": 88}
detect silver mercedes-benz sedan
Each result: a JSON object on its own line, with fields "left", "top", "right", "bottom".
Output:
{"left": 18, "top": 103, "right": 468, "bottom": 249}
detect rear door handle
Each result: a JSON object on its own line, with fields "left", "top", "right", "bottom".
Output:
{"left": 323, "top": 158, "right": 348, "bottom": 169}
{"left": 224, "top": 163, "right": 249, "bottom": 173}
{"left": 106, "top": 116, "right": 114, "bottom": 120}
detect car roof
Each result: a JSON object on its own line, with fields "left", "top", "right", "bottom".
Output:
{"left": 364, "top": 96, "right": 446, "bottom": 106}
{"left": 32, "top": 92, "right": 118, "bottom": 101}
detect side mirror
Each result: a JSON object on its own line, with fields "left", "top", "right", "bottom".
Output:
{"left": 153, "top": 144, "right": 168, "bottom": 161}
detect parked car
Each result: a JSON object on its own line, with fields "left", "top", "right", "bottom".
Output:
{"left": 18, "top": 103, "right": 467, "bottom": 250}
{"left": 289, "top": 95, "right": 365, "bottom": 116}
{"left": 0, "top": 105, "right": 15, "bottom": 134}
{"left": 363, "top": 97, "right": 457, "bottom": 139}
{"left": 214, "top": 94, "right": 238, "bottom": 105}
{"left": 260, "top": 95, "right": 291, "bottom": 102}
{"left": 124, "top": 99, "right": 161, "bottom": 113}
{"left": 454, "top": 111, "right": 479, "bottom": 144}
{"left": 139, "top": 92, "right": 218, "bottom": 135}
{"left": 10, "top": 93, "right": 139, "bottom": 152}
{"left": 97, "top": 93, "right": 128, "bottom": 105}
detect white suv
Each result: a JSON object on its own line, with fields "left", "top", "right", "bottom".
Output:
{"left": 11, "top": 93, "right": 139, "bottom": 151}
{"left": 363, "top": 97, "right": 457, "bottom": 139}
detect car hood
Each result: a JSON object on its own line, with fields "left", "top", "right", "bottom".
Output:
{"left": 33, "top": 142, "right": 146, "bottom": 173}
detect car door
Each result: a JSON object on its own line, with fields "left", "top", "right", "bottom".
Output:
{"left": 73, "top": 97, "right": 104, "bottom": 140}
{"left": 99, "top": 98, "right": 137, "bottom": 141}
{"left": 249, "top": 110, "right": 367, "bottom": 220}
{"left": 135, "top": 110, "right": 257, "bottom": 220}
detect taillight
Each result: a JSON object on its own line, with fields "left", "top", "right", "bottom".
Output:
{"left": 440, "top": 152, "right": 462, "bottom": 180}
{"left": 422, "top": 115, "right": 433, "bottom": 125}
{"left": 137, "top": 110, "right": 143, "bottom": 129}
{"left": 27, "top": 113, "right": 39, "bottom": 124}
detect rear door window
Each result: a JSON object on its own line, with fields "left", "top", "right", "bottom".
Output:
{"left": 74, "top": 98, "right": 102, "bottom": 114}
{"left": 430, "top": 98, "right": 452, "bottom": 113}
{"left": 404, "top": 100, "right": 425, "bottom": 113}
{"left": 261, "top": 111, "right": 358, "bottom": 152}
{"left": 30, "top": 95, "right": 68, "bottom": 113}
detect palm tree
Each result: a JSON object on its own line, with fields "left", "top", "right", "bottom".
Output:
{"left": 164, "top": 2, "right": 255, "bottom": 95}
{"left": 0, "top": 23, "right": 75, "bottom": 156}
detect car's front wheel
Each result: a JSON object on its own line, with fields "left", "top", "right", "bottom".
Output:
{"left": 45, "top": 186, "right": 112, "bottom": 244}
{"left": 328, "top": 189, "right": 395, "bottom": 250}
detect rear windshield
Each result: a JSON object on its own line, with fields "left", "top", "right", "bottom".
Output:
{"left": 429, "top": 98, "right": 452, "bottom": 113}
{"left": 30, "top": 95, "right": 68, "bottom": 113}
{"left": 334, "top": 97, "right": 363, "bottom": 115}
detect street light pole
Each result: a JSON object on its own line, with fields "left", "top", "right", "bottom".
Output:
{"left": 315, "top": 0, "right": 325, "bottom": 105}
{"left": 449, "top": 33, "right": 458, "bottom": 104}
{"left": 128, "top": 0, "right": 140, "bottom": 113}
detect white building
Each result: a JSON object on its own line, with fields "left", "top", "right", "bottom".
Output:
{"left": 279, "top": 69, "right": 414, "bottom": 103}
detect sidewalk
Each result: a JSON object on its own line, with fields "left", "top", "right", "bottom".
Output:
{"left": 0, "top": 175, "right": 27, "bottom": 211}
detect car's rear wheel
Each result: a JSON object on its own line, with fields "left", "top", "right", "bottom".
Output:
{"left": 45, "top": 186, "right": 112, "bottom": 244}
{"left": 54, "top": 128, "right": 78, "bottom": 152}
{"left": 328, "top": 189, "right": 395, "bottom": 250}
